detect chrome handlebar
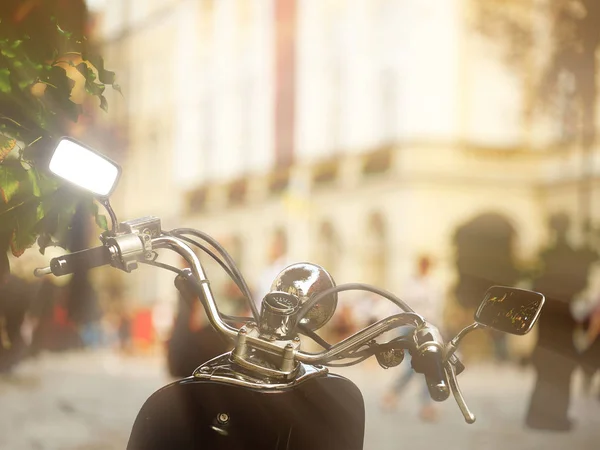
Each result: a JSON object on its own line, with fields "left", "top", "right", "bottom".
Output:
{"left": 152, "top": 235, "right": 239, "bottom": 340}
{"left": 34, "top": 224, "right": 475, "bottom": 423}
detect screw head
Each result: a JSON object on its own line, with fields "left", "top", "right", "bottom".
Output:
{"left": 217, "top": 413, "right": 230, "bottom": 424}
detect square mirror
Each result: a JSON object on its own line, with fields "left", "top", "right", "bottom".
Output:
{"left": 475, "top": 286, "right": 545, "bottom": 335}
{"left": 49, "top": 137, "right": 121, "bottom": 197}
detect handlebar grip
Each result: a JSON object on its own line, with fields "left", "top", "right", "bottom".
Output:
{"left": 412, "top": 348, "right": 450, "bottom": 402}
{"left": 49, "top": 246, "right": 113, "bottom": 276}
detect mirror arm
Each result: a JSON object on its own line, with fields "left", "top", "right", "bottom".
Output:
{"left": 100, "top": 198, "right": 119, "bottom": 233}
{"left": 445, "top": 323, "right": 482, "bottom": 359}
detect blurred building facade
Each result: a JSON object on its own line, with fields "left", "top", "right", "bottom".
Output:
{"left": 89, "top": 0, "right": 600, "bottom": 342}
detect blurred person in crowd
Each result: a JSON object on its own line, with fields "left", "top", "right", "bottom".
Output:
{"left": 0, "top": 272, "right": 38, "bottom": 372}
{"left": 76, "top": 281, "right": 102, "bottom": 349}
{"left": 152, "top": 301, "right": 176, "bottom": 348}
{"left": 573, "top": 293, "right": 600, "bottom": 399}
{"left": 525, "top": 214, "right": 597, "bottom": 431}
{"left": 381, "top": 255, "right": 444, "bottom": 422}
{"left": 223, "top": 278, "right": 252, "bottom": 323}
{"left": 329, "top": 302, "right": 358, "bottom": 342}
{"left": 256, "top": 229, "right": 289, "bottom": 308}
{"left": 490, "top": 329, "right": 509, "bottom": 363}
{"left": 118, "top": 311, "right": 132, "bottom": 353}
{"left": 30, "top": 278, "right": 82, "bottom": 354}
{"left": 357, "top": 292, "right": 383, "bottom": 327}
{"left": 582, "top": 302, "right": 600, "bottom": 398}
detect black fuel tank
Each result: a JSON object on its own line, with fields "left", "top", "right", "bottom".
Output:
{"left": 127, "top": 370, "right": 365, "bottom": 450}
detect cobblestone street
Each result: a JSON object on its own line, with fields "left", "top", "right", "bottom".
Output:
{"left": 1, "top": 351, "right": 599, "bottom": 449}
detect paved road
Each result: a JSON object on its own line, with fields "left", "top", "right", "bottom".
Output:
{"left": 0, "top": 351, "right": 598, "bottom": 449}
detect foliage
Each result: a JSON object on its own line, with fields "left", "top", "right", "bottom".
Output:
{"left": 0, "top": 14, "right": 118, "bottom": 277}
{"left": 474, "top": 0, "right": 600, "bottom": 141}
{"left": 474, "top": 0, "right": 600, "bottom": 232}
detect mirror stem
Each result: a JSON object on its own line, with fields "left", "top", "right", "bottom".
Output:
{"left": 445, "top": 323, "right": 481, "bottom": 359}
{"left": 101, "top": 198, "right": 119, "bottom": 234}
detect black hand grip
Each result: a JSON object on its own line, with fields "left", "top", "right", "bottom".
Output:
{"left": 49, "top": 246, "right": 113, "bottom": 276}
{"left": 412, "top": 349, "right": 450, "bottom": 402}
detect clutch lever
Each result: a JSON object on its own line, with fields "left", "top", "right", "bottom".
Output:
{"left": 445, "top": 360, "right": 476, "bottom": 424}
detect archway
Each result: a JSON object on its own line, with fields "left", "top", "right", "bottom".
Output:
{"left": 451, "top": 212, "right": 521, "bottom": 361}
{"left": 453, "top": 212, "right": 520, "bottom": 310}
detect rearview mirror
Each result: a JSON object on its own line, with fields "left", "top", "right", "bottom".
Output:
{"left": 49, "top": 137, "right": 121, "bottom": 197}
{"left": 475, "top": 286, "right": 545, "bottom": 335}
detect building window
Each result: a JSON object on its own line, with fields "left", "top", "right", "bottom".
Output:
{"left": 315, "top": 221, "right": 340, "bottom": 274}
{"left": 364, "top": 212, "right": 387, "bottom": 287}
{"left": 380, "top": 67, "right": 398, "bottom": 144}
{"left": 201, "top": 83, "right": 214, "bottom": 175}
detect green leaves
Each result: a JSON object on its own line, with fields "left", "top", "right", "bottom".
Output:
{"left": 0, "top": 136, "right": 16, "bottom": 162}
{"left": 10, "top": 200, "right": 44, "bottom": 257}
{"left": 0, "top": 164, "right": 26, "bottom": 204}
{"left": 95, "top": 214, "right": 108, "bottom": 231}
{"left": 0, "top": 68, "right": 11, "bottom": 93}
{"left": 99, "top": 95, "right": 108, "bottom": 112}
{"left": 82, "top": 53, "right": 116, "bottom": 85}
{"left": 0, "top": 13, "right": 119, "bottom": 277}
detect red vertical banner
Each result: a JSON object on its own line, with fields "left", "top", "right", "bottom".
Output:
{"left": 274, "top": 0, "right": 296, "bottom": 168}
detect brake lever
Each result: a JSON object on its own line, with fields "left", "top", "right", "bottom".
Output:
{"left": 445, "top": 361, "right": 476, "bottom": 424}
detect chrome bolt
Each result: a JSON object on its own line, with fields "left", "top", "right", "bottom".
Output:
{"left": 217, "top": 413, "right": 230, "bottom": 424}
{"left": 293, "top": 336, "right": 300, "bottom": 342}
{"left": 200, "top": 366, "right": 210, "bottom": 373}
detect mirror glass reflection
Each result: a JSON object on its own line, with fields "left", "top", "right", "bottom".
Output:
{"left": 475, "top": 286, "right": 545, "bottom": 335}
{"left": 49, "top": 138, "right": 120, "bottom": 197}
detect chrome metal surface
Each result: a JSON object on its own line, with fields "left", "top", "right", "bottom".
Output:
{"left": 192, "top": 353, "right": 329, "bottom": 389}
{"left": 104, "top": 233, "right": 145, "bottom": 272}
{"left": 375, "top": 348, "right": 404, "bottom": 368}
{"left": 101, "top": 198, "right": 119, "bottom": 233}
{"left": 231, "top": 324, "right": 302, "bottom": 379}
{"left": 445, "top": 323, "right": 480, "bottom": 360}
{"left": 145, "top": 232, "right": 428, "bottom": 371}
{"left": 119, "top": 216, "right": 162, "bottom": 238}
{"left": 296, "top": 312, "right": 424, "bottom": 364}
{"left": 259, "top": 291, "right": 300, "bottom": 339}
{"left": 271, "top": 262, "right": 337, "bottom": 331}
{"left": 33, "top": 266, "right": 52, "bottom": 277}
{"left": 152, "top": 235, "right": 238, "bottom": 341}
{"left": 413, "top": 323, "right": 445, "bottom": 354}
{"left": 445, "top": 361, "right": 476, "bottom": 424}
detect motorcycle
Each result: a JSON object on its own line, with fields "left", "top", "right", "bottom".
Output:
{"left": 34, "top": 137, "right": 546, "bottom": 449}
